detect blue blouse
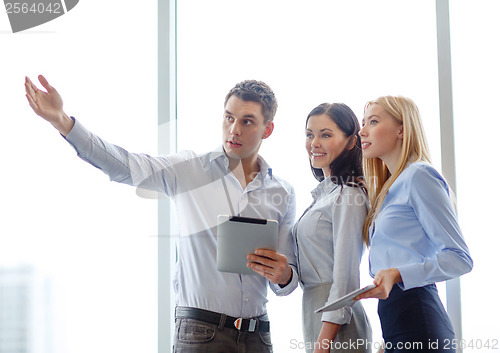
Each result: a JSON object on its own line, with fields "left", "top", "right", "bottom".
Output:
{"left": 369, "top": 162, "right": 473, "bottom": 290}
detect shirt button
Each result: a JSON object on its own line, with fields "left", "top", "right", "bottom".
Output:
{"left": 245, "top": 298, "right": 249, "bottom": 302}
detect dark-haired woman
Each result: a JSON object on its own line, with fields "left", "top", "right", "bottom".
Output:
{"left": 294, "top": 103, "right": 372, "bottom": 353}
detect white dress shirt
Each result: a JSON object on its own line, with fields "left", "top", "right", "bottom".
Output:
{"left": 64, "top": 118, "right": 298, "bottom": 318}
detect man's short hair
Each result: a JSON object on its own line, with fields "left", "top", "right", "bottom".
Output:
{"left": 224, "top": 80, "right": 278, "bottom": 123}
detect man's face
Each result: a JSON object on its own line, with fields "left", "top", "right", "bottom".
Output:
{"left": 222, "top": 95, "right": 274, "bottom": 164}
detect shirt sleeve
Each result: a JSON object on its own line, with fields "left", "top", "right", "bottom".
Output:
{"left": 270, "top": 185, "right": 299, "bottom": 296}
{"left": 64, "top": 118, "right": 178, "bottom": 196}
{"left": 397, "top": 165, "right": 473, "bottom": 289}
{"left": 321, "top": 187, "right": 367, "bottom": 325}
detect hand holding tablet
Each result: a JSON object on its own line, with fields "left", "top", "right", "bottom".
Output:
{"left": 315, "top": 284, "right": 377, "bottom": 313}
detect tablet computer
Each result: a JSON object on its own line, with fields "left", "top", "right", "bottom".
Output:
{"left": 216, "top": 215, "right": 279, "bottom": 275}
{"left": 315, "top": 284, "right": 377, "bottom": 313}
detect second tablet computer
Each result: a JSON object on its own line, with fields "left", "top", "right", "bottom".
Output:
{"left": 216, "top": 215, "right": 279, "bottom": 275}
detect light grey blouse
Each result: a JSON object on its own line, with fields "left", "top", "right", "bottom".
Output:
{"left": 293, "top": 177, "right": 368, "bottom": 324}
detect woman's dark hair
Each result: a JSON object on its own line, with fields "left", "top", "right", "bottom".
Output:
{"left": 306, "top": 103, "right": 364, "bottom": 187}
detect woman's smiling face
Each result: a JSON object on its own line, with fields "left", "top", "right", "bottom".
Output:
{"left": 305, "top": 114, "right": 350, "bottom": 178}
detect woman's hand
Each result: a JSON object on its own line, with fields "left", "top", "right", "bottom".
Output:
{"left": 355, "top": 268, "right": 402, "bottom": 300}
{"left": 313, "top": 322, "right": 340, "bottom": 353}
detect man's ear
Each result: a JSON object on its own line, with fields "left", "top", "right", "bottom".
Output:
{"left": 263, "top": 121, "right": 274, "bottom": 139}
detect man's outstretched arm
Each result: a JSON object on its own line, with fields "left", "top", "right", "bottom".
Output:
{"left": 24, "top": 75, "right": 176, "bottom": 195}
{"left": 25, "top": 75, "right": 74, "bottom": 136}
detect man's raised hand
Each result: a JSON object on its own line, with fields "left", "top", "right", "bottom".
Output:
{"left": 25, "top": 75, "right": 74, "bottom": 136}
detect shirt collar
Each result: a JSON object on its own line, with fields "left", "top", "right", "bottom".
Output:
{"left": 209, "top": 145, "right": 273, "bottom": 179}
{"left": 209, "top": 145, "right": 226, "bottom": 162}
{"left": 311, "top": 177, "right": 339, "bottom": 199}
{"left": 257, "top": 155, "right": 273, "bottom": 179}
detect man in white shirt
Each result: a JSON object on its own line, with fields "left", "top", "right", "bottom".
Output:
{"left": 25, "top": 75, "right": 298, "bottom": 352}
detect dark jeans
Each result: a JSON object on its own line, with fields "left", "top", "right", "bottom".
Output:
{"left": 173, "top": 317, "right": 273, "bottom": 353}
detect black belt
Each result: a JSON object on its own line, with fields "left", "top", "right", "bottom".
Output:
{"left": 175, "top": 307, "right": 270, "bottom": 333}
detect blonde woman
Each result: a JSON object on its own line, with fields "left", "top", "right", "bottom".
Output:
{"left": 355, "top": 96, "right": 473, "bottom": 352}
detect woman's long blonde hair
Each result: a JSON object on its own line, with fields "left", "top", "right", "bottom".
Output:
{"left": 362, "top": 96, "right": 432, "bottom": 245}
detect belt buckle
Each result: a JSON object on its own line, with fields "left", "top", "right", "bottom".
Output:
{"left": 233, "top": 318, "right": 257, "bottom": 332}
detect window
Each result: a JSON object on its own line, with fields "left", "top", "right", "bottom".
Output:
{"left": 450, "top": 1, "right": 500, "bottom": 350}
{"left": 0, "top": 2, "right": 158, "bottom": 353}
{"left": 2, "top": 1, "right": 493, "bottom": 352}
